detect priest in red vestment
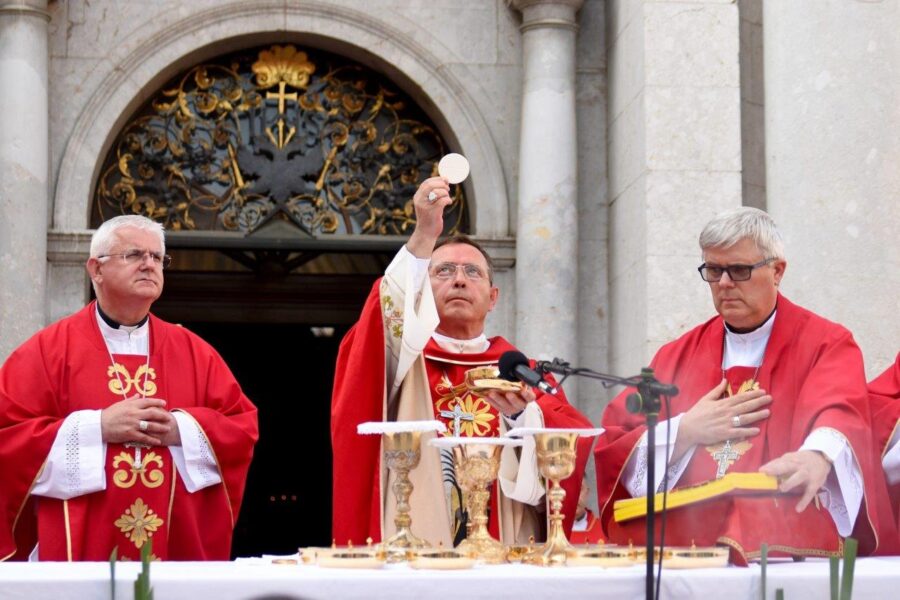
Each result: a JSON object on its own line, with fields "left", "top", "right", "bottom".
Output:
{"left": 0, "top": 216, "right": 258, "bottom": 561}
{"left": 332, "top": 177, "right": 594, "bottom": 547}
{"left": 595, "top": 207, "right": 895, "bottom": 565}
{"left": 868, "top": 353, "right": 900, "bottom": 552}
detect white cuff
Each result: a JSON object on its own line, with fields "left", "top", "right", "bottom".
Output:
{"left": 623, "top": 414, "right": 694, "bottom": 497}
{"left": 498, "top": 402, "right": 545, "bottom": 505}
{"left": 882, "top": 424, "right": 900, "bottom": 485}
{"left": 169, "top": 412, "right": 222, "bottom": 493}
{"left": 800, "top": 428, "right": 862, "bottom": 536}
{"left": 32, "top": 410, "right": 107, "bottom": 500}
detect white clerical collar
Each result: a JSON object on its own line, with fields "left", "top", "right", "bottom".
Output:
{"left": 723, "top": 310, "right": 776, "bottom": 369}
{"left": 95, "top": 304, "right": 149, "bottom": 354}
{"left": 432, "top": 331, "right": 489, "bottom": 354}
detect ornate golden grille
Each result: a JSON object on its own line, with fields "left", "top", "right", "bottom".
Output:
{"left": 92, "top": 44, "right": 467, "bottom": 236}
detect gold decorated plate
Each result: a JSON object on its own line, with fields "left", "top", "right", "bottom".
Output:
{"left": 505, "top": 545, "right": 532, "bottom": 563}
{"left": 568, "top": 546, "right": 634, "bottom": 568}
{"left": 662, "top": 546, "right": 729, "bottom": 569}
{"left": 316, "top": 549, "right": 386, "bottom": 569}
{"left": 464, "top": 368, "right": 523, "bottom": 394}
{"left": 408, "top": 550, "right": 476, "bottom": 570}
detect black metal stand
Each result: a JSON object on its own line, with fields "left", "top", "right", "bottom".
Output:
{"left": 537, "top": 361, "right": 677, "bottom": 600}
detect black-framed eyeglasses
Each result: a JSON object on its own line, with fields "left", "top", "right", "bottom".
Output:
{"left": 431, "top": 262, "right": 487, "bottom": 281}
{"left": 697, "top": 258, "right": 774, "bottom": 282}
{"left": 98, "top": 249, "right": 173, "bottom": 269}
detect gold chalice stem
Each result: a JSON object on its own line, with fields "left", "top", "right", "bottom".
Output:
{"left": 526, "top": 431, "right": 578, "bottom": 567}
{"left": 382, "top": 432, "right": 429, "bottom": 561}
{"left": 455, "top": 446, "right": 507, "bottom": 563}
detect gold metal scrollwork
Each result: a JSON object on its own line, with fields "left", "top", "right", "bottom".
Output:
{"left": 93, "top": 44, "right": 468, "bottom": 237}
{"left": 112, "top": 451, "right": 165, "bottom": 489}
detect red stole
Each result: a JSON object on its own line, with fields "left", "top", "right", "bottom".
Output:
{"left": 38, "top": 353, "right": 175, "bottom": 561}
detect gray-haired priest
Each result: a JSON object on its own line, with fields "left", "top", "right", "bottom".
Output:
{"left": 0, "top": 215, "right": 258, "bottom": 561}
{"left": 595, "top": 207, "right": 897, "bottom": 565}
{"left": 331, "top": 176, "right": 593, "bottom": 546}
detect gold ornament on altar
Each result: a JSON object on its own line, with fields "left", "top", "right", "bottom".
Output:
{"left": 357, "top": 420, "right": 446, "bottom": 562}
{"left": 314, "top": 538, "right": 387, "bottom": 569}
{"left": 506, "top": 427, "right": 603, "bottom": 567}
{"left": 430, "top": 436, "right": 523, "bottom": 564}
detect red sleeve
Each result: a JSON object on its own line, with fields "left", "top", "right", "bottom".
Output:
{"left": 0, "top": 333, "right": 64, "bottom": 561}
{"left": 330, "top": 279, "right": 387, "bottom": 544}
{"left": 869, "top": 353, "right": 900, "bottom": 456}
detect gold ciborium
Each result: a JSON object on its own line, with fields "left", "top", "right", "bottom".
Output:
{"left": 357, "top": 420, "right": 446, "bottom": 562}
{"left": 430, "top": 437, "right": 522, "bottom": 563}
{"left": 507, "top": 427, "right": 603, "bottom": 567}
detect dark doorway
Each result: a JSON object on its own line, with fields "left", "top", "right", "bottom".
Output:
{"left": 184, "top": 321, "right": 348, "bottom": 556}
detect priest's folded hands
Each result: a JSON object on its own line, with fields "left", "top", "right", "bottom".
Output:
{"left": 100, "top": 394, "right": 180, "bottom": 447}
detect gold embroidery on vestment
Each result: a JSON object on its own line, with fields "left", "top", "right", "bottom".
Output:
{"left": 114, "top": 498, "right": 164, "bottom": 549}
{"left": 435, "top": 373, "right": 496, "bottom": 437}
{"left": 107, "top": 363, "right": 158, "bottom": 396}
{"left": 112, "top": 451, "right": 165, "bottom": 489}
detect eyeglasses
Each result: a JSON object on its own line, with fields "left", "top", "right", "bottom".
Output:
{"left": 697, "top": 258, "right": 774, "bottom": 282}
{"left": 98, "top": 249, "right": 172, "bottom": 269}
{"left": 431, "top": 262, "right": 487, "bottom": 281}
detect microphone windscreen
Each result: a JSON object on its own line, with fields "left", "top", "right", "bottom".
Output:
{"left": 498, "top": 350, "right": 529, "bottom": 382}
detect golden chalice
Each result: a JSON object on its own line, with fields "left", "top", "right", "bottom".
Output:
{"left": 506, "top": 427, "right": 603, "bottom": 567}
{"left": 357, "top": 420, "right": 446, "bottom": 562}
{"left": 431, "top": 437, "right": 522, "bottom": 563}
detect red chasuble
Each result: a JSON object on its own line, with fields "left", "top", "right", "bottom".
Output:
{"left": 594, "top": 295, "right": 896, "bottom": 565}
{"left": 331, "top": 278, "right": 594, "bottom": 545}
{"left": 0, "top": 302, "right": 258, "bottom": 561}
{"left": 868, "top": 353, "right": 900, "bottom": 554}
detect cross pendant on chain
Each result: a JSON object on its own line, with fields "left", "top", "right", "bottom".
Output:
{"left": 440, "top": 401, "right": 475, "bottom": 436}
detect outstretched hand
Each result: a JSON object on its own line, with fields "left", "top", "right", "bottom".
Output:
{"left": 485, "top": 386, "right": 537, "bottom": 418}
{"left": 760, "top": 450, "right": 832, "bottom": 512}
{"left": 406, "top": 177, "right": 452, "bottom": 258}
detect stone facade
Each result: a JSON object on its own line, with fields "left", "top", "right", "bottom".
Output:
{"left": 0, "top": 0, "right": 897, "bottom": 396}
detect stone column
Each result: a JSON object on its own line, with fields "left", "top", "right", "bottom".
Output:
{"left": 511, "top": 0, "right": 583, "bottom": 381}
{"left": 607, "top": 1, "right": 742, "bottom": 380}
{"left": 0, "top": 0, "right": 49, "bottom": 362}
{"left": 763, "top": 1, "right": 900, "bottom": 376}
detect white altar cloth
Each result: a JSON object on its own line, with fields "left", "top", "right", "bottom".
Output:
{"left": 1, "top": 557, "right": 898, "bottom": 599}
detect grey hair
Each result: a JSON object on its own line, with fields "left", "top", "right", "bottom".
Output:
{"left": 698, "top": 207, "right": 785, "bottom": 260}
{"left": 90, "top": 215, "right": 166, "bottom": 257}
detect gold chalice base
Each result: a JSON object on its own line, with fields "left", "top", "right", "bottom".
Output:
{"left": 505, "top": 545, "right": 532, "bottom": 563}
{"left": 662, "top": 546, "right": 729, "bottom": 569}
{"left": 568, "top": 545, "right": 634, "bottom": 568}
{"left": 408, "top": 549, "right": 476, "bottom": 570}
{"left": 316, "top": 547, "right": 386, "bottom": 569}
{"left": 457, "top": 536, "right": 508, "bottom": 564}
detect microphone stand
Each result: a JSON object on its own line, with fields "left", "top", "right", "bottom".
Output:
{"left": 537, "top": 359, "right": 677, "bottom": 600}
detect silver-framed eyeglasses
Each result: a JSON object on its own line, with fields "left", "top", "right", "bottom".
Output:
{"left": 431, "top": 262, "right": 487, "bottom": 281}
{"left": 697, "top": 258, "right": 774, "bottom": 282}
{"left": 98, "top": 249, "right": 172, "bottom": 269}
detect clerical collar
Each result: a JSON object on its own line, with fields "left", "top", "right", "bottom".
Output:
{"left": 722, "top": 309, "right": 776, "bottom": 370}
{"left": 432, "top": 331, "right": 489, "bottom": 354}
{"left": 96, "top": 303, "right": 149, "bottom": 331}
{"left": 724, "top": 306, "right": 777, "bottom": 335}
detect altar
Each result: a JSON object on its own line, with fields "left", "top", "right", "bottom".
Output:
{"left": 1, "top": 557, "right": 899, "bottom": 600}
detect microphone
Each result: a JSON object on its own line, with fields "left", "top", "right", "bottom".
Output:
{"left": 499, "top": 351, "right": 558, "bottom": 395}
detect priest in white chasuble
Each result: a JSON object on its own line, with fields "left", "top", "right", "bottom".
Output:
{"left": 331, "top": 177, "right": 594, "bottom": 547}
{"left": 0, "top": 216, "right": 258, "bottom": 561}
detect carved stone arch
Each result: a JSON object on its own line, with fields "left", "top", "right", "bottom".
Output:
{"left": 52, "top": 1, "right": 509, "bottom": 237}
